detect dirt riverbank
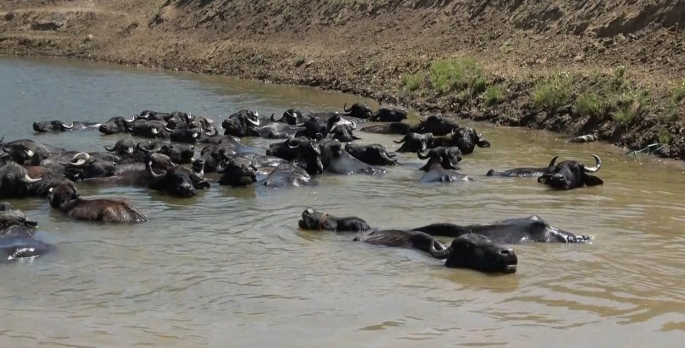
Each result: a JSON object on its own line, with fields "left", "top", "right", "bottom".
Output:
{"left": 2, "top": 0, "right": 685, "bottom": 160}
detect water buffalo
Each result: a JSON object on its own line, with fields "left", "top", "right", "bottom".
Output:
{"left": 293, "top": 116, "right": 326, "bottom": 140}
{"left": 148, "top": 165, "right": 210, "bottom": 197}
{"left": 166, "top": 126, "right": 211, "bottom": 143}
{"left": 419, "top": 163, "right": 473, "bottom": 183}
{"left": 261, "top": 163, "right": 318, "bottom": 188}
{"left": 342, "top": 102, "right": 374, "bottom": 119}
{"left": 255, "top": 121, "right": 304, "bottom": 139}
{"left": 344, "top": 143, "right": 397, "bottom": 166}
{"left": 219, "top": 160, "right": 316, "bottom": 188}
{"left": 129, "top": 119, "right": 169, "bottom": 139}
{"left": 411, "top": 215, "right": 592, "bottom": 243}
{"left": 164, "top": 111, "right": 193, "bottom": 130}
{"left": 486, "top": 156, "right": 559, "bottom": 177}
{"left": 2, "top": 139, "right": 65, "bottom": 166}
{"left": 135, "top": 110, "right": 171, "bottom": 122}
{"left": 0, "top": 226, "right": 53, "bottom": 262}
{"left": 61, "top": 152, "right": 116, "bottom": 181}
{"left": 326, "top": 141, "right": 385, "bottom": 175}
{"left": 412, "top": 114, "right": 459, "bottom": 136}
{"left": 99, "top": 116, "right": 135, "bottom": 135}
{"left": 369, "top": 106, "right": 409, "bottom": 122}
{"left": 298, "top": 208, "right": 371, "bottom": 232}
{"left": 0, "top": 203, "right": 38, "bottom": 230}
{"left": 327, "top": 121, "right": 360, "bottom": 143}
{"left": 417, "top": 147, "right": 462, "bottom": 171}
{"left": 537, "top": 155, "right": 603, "bottom": 190}
{"left": 394, "top": 132, "right": 434, "bottom": 153}
{"left": 271, "top": 109, "right": 306, "bottom": 125}
{"left": 104, "top": 139, "right": 136, "bottom": 156}
{"left": 360, "top": 122, "right": 413, "bottom": 135}
{"left": 157, "top": 144, "right": 195, "bottom": 164}
{"left": 352, "top": 229, "right": 517, "bottom": 274}
{"left": 0, "top": 162, "right": 43, "bottom": 198}
{"left": 48, "top": 182, "right": 148, "bottom": 222}
{"left": 222, "top": 110, "right": 261, "bottom": 137}
{"left": 449, "top": 127, "right": 491, "bottom": 155}
{"left": 33, "top": 120, "right": 73, "bottom": 132}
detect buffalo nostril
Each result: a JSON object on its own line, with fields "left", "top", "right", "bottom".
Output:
{"left": 500, "top": 249, "right": 512, "bottom": 255}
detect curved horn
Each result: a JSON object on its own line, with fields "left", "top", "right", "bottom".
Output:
{"left": 417, "top": 150, "right": 431, "bottom": 160}
{"left": 343, "top": 103, "right": 351, "bottom": 112}
{"left": 286, "top": 137, "right": 299, "bottom": 149}
{"left": 104, "top": 145, "right": 116, "bottom": 152}
{"left": 314, "top": 133, "right": 324, "bottom": 141}
{"left": 583, "top": 154, "right": 602, "bottom": 173}
{"left": 350, "top": 119, "right": 357, "bottom": 130}
{"left": 328, "top": 123, "right": 339, "bottom": 134}
{"left": 547, "top": 156, "right": 559, "bottom": 167}
{"left": 271, "top": 113, "right": 283, "bottom": 122}
{"left": 24, "top": 149, "right": 34, "bottom": 158}
{"left": 148, "top": 161, "right": 165, "bottom": 179}
{"left": 137, "top": 143, "right": 151, "bottom": 153}
{"left": 393, "top": 135, "right": 407, "bottom": 144}
{"left": 20, "top": 172, "right": 42, "bottom": 183}
{"left": 151, "top": 127, "right": 160, "bottom": 135}
{"left": 429, "top": 239, "right": 452, "bottom": 259}
{"left": 164, "top": 126, "right": 173, "bottom": 133}
{"left": 450, "top": 128, "right": 457, "bottom": 137}
{"left": 205, "top": 126, "right": 218, "bottom": 136}
{"left": 246, "top": 116, "right": 260, "bottom": 126}
{"left": 124, "top": 116, "right": 136, "bottom": 123}
{"left": 2, "top": 145, "right": 10, "bottom": 153}
{"left": 381, "top": 151, "right": 397, "bottom": 164}
{"left": 0, "top": 136, "right": 4, "bottom": 145}
{"left": 59, "top": 121, "right": 74, "bottom": 129}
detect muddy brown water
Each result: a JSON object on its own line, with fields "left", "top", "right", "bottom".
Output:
{"left": 1, "top": 56, "right": 685, "bottom": 347}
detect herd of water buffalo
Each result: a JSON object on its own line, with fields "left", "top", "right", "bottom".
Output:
{"left": 0, "top": 101, "right": 605, "bottom": 273}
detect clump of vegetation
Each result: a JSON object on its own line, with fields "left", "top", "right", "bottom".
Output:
{"left": 612, "top": 88, "right": 650, "bottom": 126}
{"left": 659, "top": 129, "right": 673, "bottom": 145}
{"left": 403, "top": 73, "right": 424, "bottom": 92}
{"left": 532, "top": 72, "right": 573, "bottom": 110}
{"left": 670, "top": 79, "right": 685, "bottom": 104}
{"left": 428, "top": 57, "right": 483, "bottom": 94}
{"left": 293, "top": 56, "right": 306, "bottom": 67}
{"left": 484, "top": 85, "right": 504, "bottom": 106}
{"left": 575, "top": 92, "right": 608, "bottom": 117}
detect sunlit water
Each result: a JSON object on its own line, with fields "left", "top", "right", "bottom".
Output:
{"left": 1, "top": 56, "right": 685, "bottom": 347}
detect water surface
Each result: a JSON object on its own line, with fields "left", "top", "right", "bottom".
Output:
{"left": 1, "top": 56, "right": 685, "bottom": 347}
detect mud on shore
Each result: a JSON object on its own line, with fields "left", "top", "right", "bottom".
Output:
{"left": 1, "top": 0, "right": 684, "bottom": 162}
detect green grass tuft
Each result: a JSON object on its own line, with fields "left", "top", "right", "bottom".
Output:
{"left": 532, "top": 73, "right": 573, "bottom": 110}
{"left": 484, "top": 85, "right": 504, "bottom": 106}
{"left": 403, "top": 73, "right": 424, "bottom": 92}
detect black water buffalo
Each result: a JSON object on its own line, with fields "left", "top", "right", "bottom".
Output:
{"left": 219, "top": 160, "right": 316, "bottom": 188}
{"left": 222, "top": 110, "right": 261, "bottom": 137}
{"left": 486, "top": 156, "right": 559, "bottom": 177}
{"left": 157, "top": 144, "right": 195, "bottom": 164}
{"left": 164, "top": 111, "right": 193, "bottom": 130}
{"left": 297, "top": 208, "right": 371, "bottom": 232}
{"left": 255, "top": 121, "right": 304, "bottom": 139}
{"left": 0, "top": 204, "right": 38, "bottom": 230}
{"left": 60, "top": 152, "right": 116, "bottom": 181}
{"left": 394, "top": 132, "right": 434, "bottom": 153}
{"left": 266, "top": 136, "right": 315, "bottom": 161}
{"left": 293, "top": 116, "right": 326, "bottom": 140}
{"left": 2, "top": 139, "right": 65, "bottom": 166}
{"left": 369, "top": 106, "right": 409, "bottom": 122}
{"left": 99, "top": 116, "right": 135, "bottom": 135}
{"left": 412, "top": 114, "right": 459, "bottom": 136}
{"left": 48, "top": 182, "right": 148, "bottom": 222}
{"left": 0, "top": 226, "right": 53, "bottom": 262}
{"left": 360, "top": 122, "right": 413, "bottom": 135}
{"left": 411, "top": 215, "right": 592, "bottom": 243}
{"left": 419, "top": 163, "right": 473, "bottom": 183}
{"left": 342, "top": 102, "right": 374, "bottom": 119}
{"left": 449, "top": 127, "right": 491, "bottom": 155}
{"left": 148, "top": 165, "right": 210, "bottom": 197}
{"left": 537, "top": 155, "right": 603, "bottom": 190}
{"left": 104, "top": 139, "right": 136, "bottom": 156}
{"left": 326, "top": 141, "right": 385, "bottom": 175}
{"left": 0, "top": 162, "right": 43, "bottom": 198}
{"left": 271, "top": 109, "right": 306, "bottom": 125}
{"left": 261, "top": 163, "right": 318, "bottom": 188}
{"left": 417, "top": 147, "right": 462, "bottom": 171}
{"left": 344, "top": 143, "right": 397, "bottom": 166}
{"left": 327, "top": 120, "right": 360, "bottom": 143}
{"left": 33, "top": 120, "right": 101, "bottom": 132}
{"left": 352, "top": 229, "right": 517, "bottom": 274}
{"left": 135, "top": 110, "right": 170, "bottom": 122}
{"left": 166, "top": 126, "right": 210, "bottom": 143}
{"left": 129, "top": 119, "right": 169, "bottom": 139}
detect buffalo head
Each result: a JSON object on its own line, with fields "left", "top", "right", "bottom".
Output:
{"left": 33, "top": 120, "right": 74, "bottom": 132}
{"left": 99, "top": 116, "right": 135, "bottom": 135}
{"left": 537, "top": 155, "right": 604, "bottom": 190}
{"left": 343, "top": 102, "right": 374, "bottom": 119}
{"left": 222, "top": 110, "right": 261, "bottom": 137}
{"left": 148, "top": 164, "right": 210, "bottom": 198}
{"left": 413, "top": 114, "right": 459, "bottom": 136}
{"left": 217, "top": 157, "right": 259, "bottom": 187}
{"left": 450, "top": 127, "right": 491, "bottom": 155}
{"left": 417, "top": 146, "right": 462, "bottom": 171}
{"left": 429, "top": 233, "right": 518, "bottom": 274}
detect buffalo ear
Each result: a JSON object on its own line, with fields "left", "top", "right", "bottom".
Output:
{"left": 584, "top": 175, "right": 604, "bottom": 187}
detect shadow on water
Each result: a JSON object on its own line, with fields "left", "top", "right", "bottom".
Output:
{"left": 1, "top": 56, "right": 685, "bottom": 347}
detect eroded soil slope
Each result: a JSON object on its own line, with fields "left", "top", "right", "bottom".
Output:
{"left": 1, "top": 0, "right": 685, "bottom": 159}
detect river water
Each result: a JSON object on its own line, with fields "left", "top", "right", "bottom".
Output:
{"left": 1, "top": 56, "right": 685, "bottom": 347}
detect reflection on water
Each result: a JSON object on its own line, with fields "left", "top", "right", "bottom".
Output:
{"left": 1, "top": 56, "right": 685, "bottom": 347}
